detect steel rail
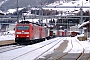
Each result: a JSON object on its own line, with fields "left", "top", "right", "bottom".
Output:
{"left": 0, "top": 44, "right": 25, "bottom": 53}
{"left": 55, "top": 37, "right": 73, "bottom": 60}
{"left": 75, "top": 38, "right": 85, "bottom": 60}
{"left": 34, "top": 38, "right": 63, "bottom": 60}
{"left": 54, "top": 37, "right": 85, "bottom": 60}
{"left": 11, "top": 38, "right": 61, "bottom": 60}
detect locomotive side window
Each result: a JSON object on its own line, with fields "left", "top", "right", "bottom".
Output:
{"left": 17, "top": 26, "right": 29, "bottom": 30}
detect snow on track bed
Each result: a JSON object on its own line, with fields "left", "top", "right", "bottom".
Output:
{"left": 0, "top": 37, "right": 65, "bottom": 60}
{"left": 38, "top": 37, "right": 89, "bottom": 60}
{"left": 38, "top": 37, "right": 70, "bottom": 60}
{"left": 0, "top": 45, "right": 26, "bottom": 53}
{"left": 0, "top": 37, "right": 90, "bottom": 60}
{"left": 58, "top": 37, "right": 89, "bottom": 60}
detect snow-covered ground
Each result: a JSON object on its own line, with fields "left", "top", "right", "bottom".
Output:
{"left": 0, "top": 34, "right": 90, "bottom": 60}
{"left": 0, "top": 35, "right": 14, "bottom": 41}
{"left": 44, "top": 0, "right": 90, "bottom": 12}
{"left": 0, "top": 30, "right": 15, "bottom": 41}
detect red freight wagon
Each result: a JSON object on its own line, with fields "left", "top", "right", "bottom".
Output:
{"left": 57, "top": 30, "right": 66, "bottom": 37}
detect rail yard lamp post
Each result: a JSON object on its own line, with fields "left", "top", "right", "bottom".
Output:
{"left": 88, "top": 0, "right": 90, "bottom": 38}
{"left": 17, "top": 0, "right": 19, "bottom": 23}
{"left": 79, "top": 1, "right": 83, "bottom": 34}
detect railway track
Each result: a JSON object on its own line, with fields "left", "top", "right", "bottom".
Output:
{"left": 37, "top": 37, "right": 87, "bottom": 60}
{"left": 54, "top": 37, "right": 73, "bottom": 60}
{"left": 75, "top": 38, "right": 85, "bottom": 60}
{"left": 0, "top": 37, "right": 89, "bottom": 60}
{"left": 54, "top": 37, "right": 85, "bottom": 60}
{"left": 0, "top": 44, "right": 26, "bottom": 53}
{"left": 36, "top": 37, "right": 71, "bottom": 60}
{"left": 9, "top": 37, "right": 63, "bottom": 60}
{"left": 34, "top": 37, "right": 65, "bottom": 60}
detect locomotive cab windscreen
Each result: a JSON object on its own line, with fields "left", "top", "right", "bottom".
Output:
{"left": 16, "top": 25, "right": 30, "bottom": 35}
{"left": 17, "top": 26, "right": 29, "bottom": 30}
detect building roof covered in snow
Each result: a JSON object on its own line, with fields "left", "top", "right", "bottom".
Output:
{"left": 79, "top": 21, "right": 89, "bottom": 28}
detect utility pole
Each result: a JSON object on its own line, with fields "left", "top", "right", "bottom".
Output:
{"left": 80, "top": 1, "right": 83, "bottom": 34}
{"left": 17, "top": 0, "right": 19, "bottom": 23}
{"left": 89, "top": 0, "right": 90, "bottom": 38}
{"left": 40, "top": 0, "right": 43, "bottom": 24}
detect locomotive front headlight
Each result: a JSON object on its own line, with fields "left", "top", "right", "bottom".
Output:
{"left": 17, "top": 35, "right": 19, "bottom": 37}
{"left": 27, "top": 35, "right": 29, "bottom": 37}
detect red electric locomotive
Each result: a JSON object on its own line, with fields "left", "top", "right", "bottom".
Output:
{"left": 15, "top": 21, "right": 48, "bottom": 44}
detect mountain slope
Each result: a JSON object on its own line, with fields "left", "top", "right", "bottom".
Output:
{"left": 1, "top": 0, "right": 59, "bottom": 11}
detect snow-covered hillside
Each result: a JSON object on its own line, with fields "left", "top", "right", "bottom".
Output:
{"left": 0, "top": 0, "right": 8, "bottom": 6}
{"left": 5, "top": 0, "right": 90, "bottom": 16}
{"left": 43, "top": 0, "right": 90, "bottom": 16}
